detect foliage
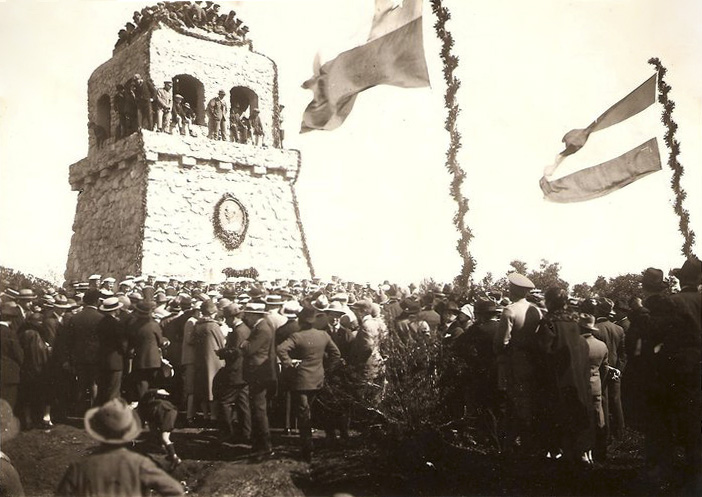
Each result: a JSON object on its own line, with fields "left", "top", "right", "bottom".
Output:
{"left": 505, "top": 259, "right": 569, "bottom": 293}
{"left": 0, "top": 266, "right": 58, "bottom": 294}
{"left": 571, "top": 282, "right": 593, "bottom": 299}
{"left": 221, "top": 267, "right": 259, "bottom": 279}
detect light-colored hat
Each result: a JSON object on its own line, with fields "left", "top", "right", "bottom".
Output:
{"left": 264, "top": 294, "right": 284, "bottom": 306}
{"left": 89, "top": 274, "right": 102, "bottom": 281}
{"left": 243, "top": 302, "right": 267, "bottom": 314}
{"left": 281, "top": 300, "right": 302, "bottom": 318}
{"left": 84, "top": 398, "right": 142, "bottom": 444}
{"left": 99, "top": 297, "right": 123, "bottom": 312}
{"left": 103, "top": 277, "right": 116, "bottom": 283}
{"left": 330, "top": 293, "right": 349, "bottom": 304}
{"left": 507, "top": 273, "right": 535, "bottom": 289}
{"left": 326, "top": 301, "right": 346, "bottom": 314}
{"left": 311, "top": 295, "right": 329, "bottom": 311}
{"left": 17, "top": 289, "right": 37, "bottom": 300}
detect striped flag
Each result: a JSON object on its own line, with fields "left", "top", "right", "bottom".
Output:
{"left": 540, "top": 74, "right": 662, "bottom": 203}
{"left": 300, "top": 0, "right": 430, "bottom": 132}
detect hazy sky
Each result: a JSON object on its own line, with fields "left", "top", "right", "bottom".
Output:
{"left": 1, "top": 0, "right": 700, "bottom": 286}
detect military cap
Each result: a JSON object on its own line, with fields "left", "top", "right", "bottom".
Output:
{"left": 507, "top": 273, "right": 535, "bottom": 289}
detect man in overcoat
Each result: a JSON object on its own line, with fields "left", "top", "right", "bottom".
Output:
{"left": 67, "top": 289, "right": 103, "bottom": 413}
{"left": 96, "top": 297, "right": 128, "bottom": 404}
{"left": 207, "top": 90, "right": 227, "bottom": 140}
{"left": 128, "top": 301, "right": 167, "bottom": 400}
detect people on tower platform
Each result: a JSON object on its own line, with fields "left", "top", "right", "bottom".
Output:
{"left": 1, "top": 261, "right": 700, "bottom": 493}
{"left": 207, "top": 90, "right": 228, "bottom": 140}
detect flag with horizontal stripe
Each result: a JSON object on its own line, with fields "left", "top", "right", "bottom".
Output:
{"left": 300, "top": 0, "right": 430, "bottom": 133}
{"left": 541, "top": 74, "right": 662, "bottom": 202}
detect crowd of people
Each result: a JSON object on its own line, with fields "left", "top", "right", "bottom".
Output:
{"left": 0, "top": 257, "right": 700, "bottom": 495}
{"left": 114, "top": 2, "right": 249, "bottom": 51}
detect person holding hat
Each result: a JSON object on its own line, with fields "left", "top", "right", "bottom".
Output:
{"left": 578, "top": 313, "right": 609, "bottom": 465}
{"left": 492, "top": 273, "right": 542, "bottom": 456}
{"left": 277, "top": 307, "right": 341, "bottom": 462}
{"left": 56, "top": 397, "right": 184, "bottom": 496}
{"left": 240, "top": 302, "right": 277, "bottom": 459}
{"left": 191, "top": 300, "right": 225, "bottom": 425}
{"left": 95, "top": 297, "right": 128, "bottom": 404}
{"left": 207, "top": 89, "right": 228, "bottom": 140}
{"left": 66, "top": 289, "right": 104, "bottom": 414}
{"left": 127, "top": 301, "right": 168, "bottom": 400}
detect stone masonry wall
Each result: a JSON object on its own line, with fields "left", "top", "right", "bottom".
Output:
{"left": 65, "top": 158, "right": 147, "bottom": 282}
{"left": 142, "top": 158, "right": 311, "bottom": 281}
{"left": 149, "top": 27, "right": 277, "bottom": 142}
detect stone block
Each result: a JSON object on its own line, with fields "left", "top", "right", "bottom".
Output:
{"left": 144, "top": 151, "right": 159, "bottom": 162}
{"left": 180, "top": 156, "right": 196, "bottom": 168}
{"left": 253, "top": 165, "right": 267, "bottom": 176}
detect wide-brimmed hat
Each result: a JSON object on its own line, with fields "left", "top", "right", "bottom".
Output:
{"left": 675, "top": 256, "right": 702, "bottom": 286}
{"left": 596, "top": 297, "right": 615, "bottom": 317}
{"left": 99, "top": 297, "right": 123, "bottom": 312}
{"left": 507, "top": 273, "right": 535, "bottom": 289}
{"left": 311, "top": 295, "right": 329, "bottom": 312}
{"left": 298, "top": 307, "right": 319, "bottom": 326}
{"left": 264, "top": 294, "right": 284, "bottom": 306}
{"left": 475, "top": 299, "right": 499, "bottom": 315}
{"left": 578, "top": 313, "right": 599, "bottom": 332}
{"left": 54, "top": 295, "right": 72, "bottom": 309}
{"left": 84, "top": 398, "right": 142, "bottom": 444}
{"left": 223, "top": 303, "right": 243, "bottom": 318}
{"left": 201, "top": 300, "right": 217, "bottom": 315}
{"left": 17, "top": 288, "right": 37, "bottom": 300}
{"left": 243, "top": 302, "right": 267, "bottom": 314}
{"left": 326, "top": 301, "right": 346, "bottom": 315}
{"left": 400, "top": 298, "right": 421, "bottom": 315}
{"left": 352, "top": 299, "right": 374, "bottom": 315}
{"left": 0, "top": 301, "right": 21, "bottom": 318}
{"left": 640, "top": 267, "right": 667, "bottom": 292}
{"left": 133, "top": 301, "right": 154, "bottom": 316}
{"left": 282, "top": 300, "right": 302, "bottom": 318}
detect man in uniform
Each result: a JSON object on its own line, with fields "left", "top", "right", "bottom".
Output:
{"left": 493, "top": 273, "right": 542, "bottom": 456}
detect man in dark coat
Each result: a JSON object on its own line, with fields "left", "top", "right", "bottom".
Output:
{"left": 207, "top": 90, "right": 227, "bottom": 140}
{"left": 0, "top": 302, "right": 24, "bottom": 410}
{"left": 96, "top": 298, "right": 128, "bottom": 404}
{"left": 67, "top": 289, "right": 103, "bottom": 413}
{"left": 127, "top": 301, "right": 167, "bottom": 400}
{"left": 535, "top": 287, "right": 592, "bottom": 463}
{"left": 593, "top": 298, "right": 626, "bottom": 442}
{"left": 241, "top": 302, "right": 276, "bottom": 458}
{"left": 277, "top": 307, "right": 341, "bottom": 461}
{"left": 131, "top": 74, "right": 153, "bottom": 131}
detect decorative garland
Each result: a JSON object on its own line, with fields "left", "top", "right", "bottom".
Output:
{"left": 648, "top": 58, "right": 697, "bottom": 257}
{"left": 430, "top": 0, "right": 475, "bottom": 289}
{"left": 291, "top": 151, "right": 316, "bottom": 277}
{"left": 212, "top": 193, "right": 249, "bottom": 250}
{"left": 271, "top": 59, "right": 282, "bottom": 148}
{"left": 221, "top": 267, "right": 259, "bottom": 279}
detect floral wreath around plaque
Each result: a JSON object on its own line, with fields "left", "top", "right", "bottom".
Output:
{"left": 213, "top": 194, "right": 249, "bottom": 250}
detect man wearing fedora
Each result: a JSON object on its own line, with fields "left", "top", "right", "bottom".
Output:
{"left": 127, "top": 301, "right": 168, "bottom": 400}
{"left": 240, "top": 302, "right": 277, "bottom": 459}
{"left": 207, "top": 89, "right": 227, "bottom": 140}
{"left": 56, "top": 398, "right": 184, "bottom": 496}
{"left": 579, "top": 313, "right": 609, "bottom": 464}
{"left": 96, "top": 297, "right": 128, "bottom": 404}
{"left": 67, "top": 289, "right": 104, "bottom": 414}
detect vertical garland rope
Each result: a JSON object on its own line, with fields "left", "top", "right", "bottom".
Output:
{"left": 648, "top": 58, "right": 696, "bottom": 257}
{"left": 431, "top": 0, "right": 475, "bottom": 289}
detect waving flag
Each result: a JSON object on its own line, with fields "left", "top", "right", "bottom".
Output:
{"left": 301, "top": 0, "right": 430, "bottom": 132}
{"left": 540, "top": 74, "right": 662, "bottom": 203}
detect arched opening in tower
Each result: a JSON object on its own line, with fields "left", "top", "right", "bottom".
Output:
{"left": 173, "top": 74, "right": 205, "bottom": 125}
{"left": 96, "top": 94, "right": 112, "bottom": 138}
{"left": 229, "top": 86, "right": 259, "bottom": 115}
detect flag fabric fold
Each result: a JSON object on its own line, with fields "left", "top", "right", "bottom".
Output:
{"left": 301, "top": 0, "right": 430, "bottom": 133}
{"left": 541, "top": 73, "right": 662, "bottom": 203}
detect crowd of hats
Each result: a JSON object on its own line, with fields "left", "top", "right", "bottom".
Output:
{"left": 115, "top": 1, "right": 249, "bottom": 50}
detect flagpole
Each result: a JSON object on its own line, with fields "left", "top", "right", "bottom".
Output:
{"left": 430, "top": 0, "right": 475, "bottom": 289}
{"left": 648, "top": 58, "right": 697, "bottom": 258}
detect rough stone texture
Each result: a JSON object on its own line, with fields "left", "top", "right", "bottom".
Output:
{"left": 66, "top": 22, "right": 311, "bottom": 283}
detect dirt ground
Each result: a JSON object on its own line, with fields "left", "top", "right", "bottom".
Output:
{"left": 3, "top": 419, "right": 697, "bottom": 497}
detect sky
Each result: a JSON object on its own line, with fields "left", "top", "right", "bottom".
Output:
{"left": 0, "top": 0, "right": 700, "bottom": 287}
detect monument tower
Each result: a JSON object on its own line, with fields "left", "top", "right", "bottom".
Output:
{"left": 65, "top": 2, "right": 314, "bottom": 282}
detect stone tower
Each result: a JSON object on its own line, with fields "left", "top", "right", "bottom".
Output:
{"left": 65, "top": 4, "right": 314, "bottom": 283}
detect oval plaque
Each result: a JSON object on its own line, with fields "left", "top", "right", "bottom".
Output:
{"left": 213, "top": 193, "right": 248, "bottom": 250}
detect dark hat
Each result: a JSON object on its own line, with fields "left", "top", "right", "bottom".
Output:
{"left": 218, "top": 89, "right": 226, "bottom": 95}
{"left": 400, "top": 298, "right": 421, "bottom": 315}
{"left": 675, "top": 256, "right": 702, "bottom": 286}
{"left": 223, "top": 303, "right": 243, "bottom": 318}
{"left": 1, "top": 301, "right": 21, "bottom": 318}
{"left": 596, "top": 297, "right": 615, "bottom": 316}
{"left": 83, "top": 289, "right": 102, "bottom": 306}
{"left": 298, "top": 307, "right": 319, "bottom": 326}
{"left": 352, "top": 299, "right": 374, "bottom": 315}
{"left": 201, "top": 300, "right": 217, "bottom": 315}
{"left": 475, "top": 298, "right": 499, "bottom": 314}
{"left": 613, "top": 299, "right": 630, "bottom": 313}
{"left": 578, "top": 313, "right": 599, "bottom": 332}
{"left": 84, "top": 398, "right": 142, "bottom": 444}
{"left": 133, "top": 301, "right": 154, "bottom": 316}
{"left": 641, "top": 267, "right": 667, "bottom": 292}
{"left": 507, "top": 273, "right": 535, "bottom": 289}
